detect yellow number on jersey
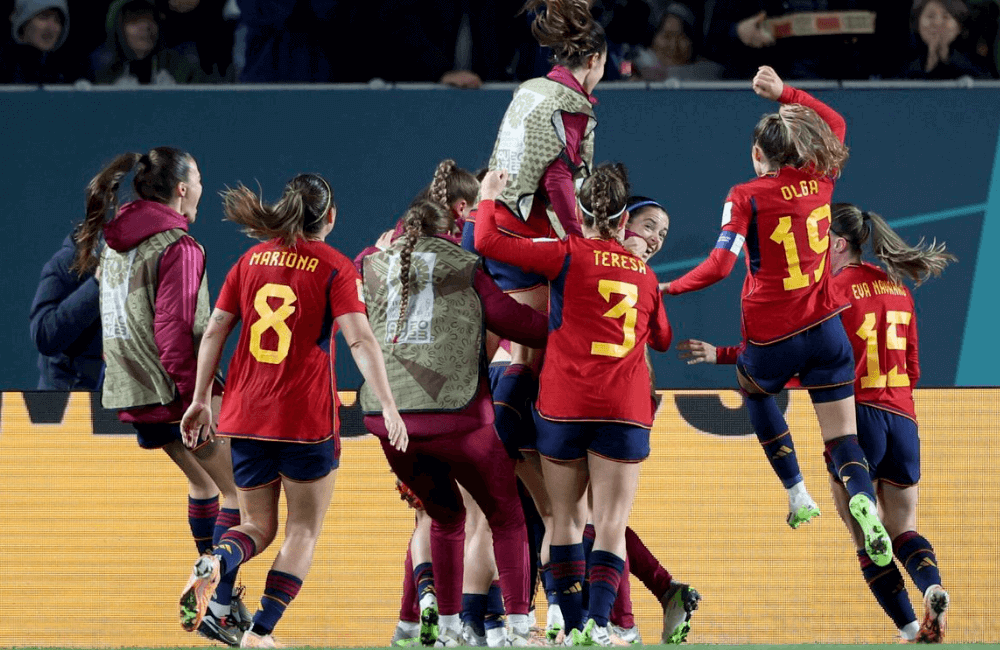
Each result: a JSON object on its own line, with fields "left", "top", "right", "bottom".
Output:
{"left": 770, "top": 204, "right": 831, "bottom": 291}
{"left": 857, "top": 310, "right": 913, "bottom": 388}
{"left": 249, "top": 283, "right": 297, "bottom": 364}
{"left": 591, "top": 279, "right": 639, "bottom": 358}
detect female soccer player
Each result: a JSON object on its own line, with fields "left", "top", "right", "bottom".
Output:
{"left": 677, "top": 204, "right": 955, "bottom": 642}
{"left": 662, "top": 65, "right": 893, "bottom": 568}
{"left": 476, "top": 0, "right": 607, "bottom": 562}
{"left": 74, "top": 147, "right": 246, "bottom": 645}
{"left": 828, "top": 203, "right": 954, "bottom": 642}
{"left": 476, "top": 165, "right": 673, "bottom": 646}
{"left": 177, "top": 174, "right": 406, "bottom": 649}
{"left": 361, "top": 198, "right": 548, "bottom": 647}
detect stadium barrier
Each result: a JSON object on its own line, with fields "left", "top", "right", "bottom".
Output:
{"left": 0, "top": 388, "right": 995, "bottom": 646}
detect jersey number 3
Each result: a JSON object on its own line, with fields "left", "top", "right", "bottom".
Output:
{"left": 591, "top": 279, "right": 638, "bottom": 358}
{"left": 249, "top": 283, "right": 297, "bottom": 364}
{"left": 857, "top": 311, "right": 912, "bottom": 388}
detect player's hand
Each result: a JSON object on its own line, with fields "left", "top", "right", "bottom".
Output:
{"left": 480, "top": 170, "right": 509, "bottom": 201}
{"left": 384, "top": 408, "right": 408, "bottom": 452}
{"left": 753, "top": 65, "right": 784, "bottom": 101}
{"left": 658, "top": 281, "right": 671, "bottom": 293}
{"left": 677, "top": 339, "right": 718, "bottom": 365}
{"left": 181, "top": 400, "right": 212, "bottom": 448}
{"left": 375, "top": 229, "right": 395, "bottom": 251}
{"left": 737, "top": 11, "right": 775, "bottom": 49}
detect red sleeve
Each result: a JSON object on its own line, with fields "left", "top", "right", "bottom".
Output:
{"left": 666, "top": 189, "right": 748, "bottom": 295}
{"left": 716, "top": 343, "right": 743, "bottom": 365}
{"left": 474, "top": 269, "right": 547, "bottom": 348}
{"left": 647, "top": 291, "right": 672, "bottom": 352}
{"left": 215, "top": 261, "right": 241, "bottom": 316}
{"left": 541, "top": 158, "right": 583, "bottom": 237}
{"left": 329, "top": 254, "right": 366, "bottom": 318}
{"left": 779, "top": 85, "right": 846, "bottom": 144}
{"left": 474, "top": 199, "right": 569, "bottom": 280}
{"left": 907, "top": 302, "right": 921, "bottom": 387}
{"left": 666, "top": 247, "right": 738, "bottom": 295}
{"left": 154, "top": 236, "right": 204, "bottom": 402}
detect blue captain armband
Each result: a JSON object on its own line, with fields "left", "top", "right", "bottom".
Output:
{"left": 715, "top": 230, "right": 745, "bottom": 255}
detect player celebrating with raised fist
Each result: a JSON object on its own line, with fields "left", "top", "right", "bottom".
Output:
{"left": 661, "top": 66, "right": 893, "bottom": 567}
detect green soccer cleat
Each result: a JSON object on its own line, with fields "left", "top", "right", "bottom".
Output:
{"left": 849, "top": 493, "right": 892, "bottom": 567}
{"left": 787, "top": 502, "right": 821, "bottom": 529}
{"left": 660, "top": 582, "right": 701, "bottom": 644}
{"left": 419, "top": 597, "right": 440, "bottom": 646}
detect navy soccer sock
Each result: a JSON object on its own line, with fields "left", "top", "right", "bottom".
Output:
{"left": 825, "top": 435, "right": 876, "bottom": 502}
{"left": 251, "top": 570, "right": 302, "bottom": 636}
{"left": 745, "top": 393, "right": 803, "bottom": 488}
{"left": 859, "top": 550, "right": 917, "bottom": 630}
{"left": 549, "top": 544, "right": 586, "bottom": 632}
{"left": 587, "top": 551, "right": 625, "bottom": 628}
{"left": 894, "top": 531, "right": 943, "bottom": 595}
{"left": 187, "top": 495, "right": 219, "bottom": 555}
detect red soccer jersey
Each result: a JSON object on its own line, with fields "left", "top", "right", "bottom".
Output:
{"left": 216, "top": 238, "right": 366, "bottom": 442}
{"left": 475, "top": 200, "right": 672, "bottom": 427}
{"left": 832, "top": 262, "right": 919, "bottom": 420}
{"left": 666, "top": 86, "right": 848, "bottom": 344}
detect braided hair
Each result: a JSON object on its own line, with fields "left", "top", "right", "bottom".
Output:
{"left": 578, "top": 162, "right": 631, "bottom": 240}
{"left": 393, "top": 200, "right": 455, "bottom": 342}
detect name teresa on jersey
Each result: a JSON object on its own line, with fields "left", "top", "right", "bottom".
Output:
{"left": 592, "top": 250, "right": 647, "bottom": 273}
{"left": 850, "top": 279, "right": 908, "bottom": 300}
{"left": 780, "top": 180, "right": 820, "bottom": 201}
{"left": 249, "top": 250, "right": 320, "bottom": 272}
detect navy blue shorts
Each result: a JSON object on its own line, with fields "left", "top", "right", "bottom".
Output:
{"left": 133, "top": 422, "right": 183, "bottom": 450}
{"left": 737, "top": 317, "right": 855, "bottom": 403}
{"left": 230, "top": 437, "right": 339, "bottom": 489}
{"left": 827, "top": 405, "right": 920, "bottom": 487}
{"left": 534, "top": 414, "right": 650, "bottom": 463}
{"left": 490, "top": 362, "right": 539, "bottom": 458}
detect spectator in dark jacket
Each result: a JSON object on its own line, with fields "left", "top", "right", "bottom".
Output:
{"left": 92, "top": 0, "right": 202, "bottom": 85}
{"left": 155, "top": 0, "right": 235, "bottom": 80}
{"left": 902, "top": 0, "right": 991, "bottom": 78}
{"left": 29, "top": 229, "right": 104, "bottom": 390}
{"left": 0, "top": 0, "right": 83, "bottom": 83}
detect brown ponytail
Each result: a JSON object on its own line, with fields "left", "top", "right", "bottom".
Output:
{"left": 831, "top": 203, "right": 956, "bottom": 286}
{"left": 73, "top": 146, "right": 195, "bottom": 275}
{"left": 520, "top": 0, "right": 606, "bottom": 69}
{"left": 73, "top": 152, "right": 142, "bottom": 274}
{"left": 754, "top": 105, "right": 849, "bottom": 178}
{"left": 393, "top": 200, "right": 454, "bottom": 342}
{"left": 223, "top": 174, "right": 334, "bottom": 247}
{"left": 579, "top": 162, "right": 631, "bottom": 241}
{"left": 424, "top": 159, "right": 479, "bottom": 219}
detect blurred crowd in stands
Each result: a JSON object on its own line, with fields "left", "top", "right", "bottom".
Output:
{"left": 2, "top": 0, "right": 998, "bottom": 86}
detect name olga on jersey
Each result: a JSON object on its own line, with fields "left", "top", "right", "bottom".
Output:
{"left": 249, "top": 250, "right": 321, "bottom": 272}
{"left": 780, "top": 179, "right": 820, "bottom": 200}
{"left": 592, "top": 250, "right": 646, "bottom": 273}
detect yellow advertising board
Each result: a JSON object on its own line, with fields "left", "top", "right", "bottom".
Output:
{"left": 0, "top": 389, "right": 996, "bottom": 646}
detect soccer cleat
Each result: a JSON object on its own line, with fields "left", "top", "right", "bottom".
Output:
{"left": 485, "top": 625, "right": 508, "bottom": 647}
{"left": 849, "top": 494, "right": 892, "bottom": 567}
{"left": 197, "top": 608, "right": 242, "bottom": 647}
{"left": 508, "top": 626, "right": 547, "bottom": 646}
{"left": 786, "top": 501, "right": 821, "bottom": 529}
{"left": 434, "top": 627, "right": 462, "bottom": 647}
{"left": 567, "top": 619, "right": 612, "bottom": 647}
{"left": 391, "top": 621, "right": 421, "bottom": 647}
{"left": 462, "top": 623, "right": 487, "bottom": 647}
{"left": 608, "top": 625, "right": 641, "bottom": 645}
{"left": 914, "top": 585, "right": 949, "bottom": 643}
{"left": 546, "top": 603, "right": 565, "bottom": 643}
{"left": 660, "top": 582, "right": 701, "bottom": 644}
{"left": 231, "top": 585, "right": 253, "bottom": 632}
{"left": 240, "top": 630, "right": 281, "bottom": 648}
{"left": 180, "top": 554, "right": 222, "bottom": 632}
{"left": 419, "top": 595, "right": 440, "bottom": 646}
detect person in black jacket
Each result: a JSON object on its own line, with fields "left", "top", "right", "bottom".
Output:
{"left": 29, "top": 228, "right": 104, "bottom": 390}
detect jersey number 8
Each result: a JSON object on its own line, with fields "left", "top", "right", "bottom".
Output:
{"left": 249, "top": 283, "right": 297, "bottom": 364}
